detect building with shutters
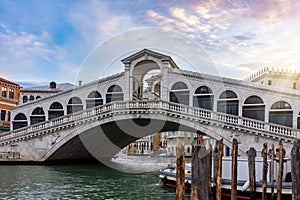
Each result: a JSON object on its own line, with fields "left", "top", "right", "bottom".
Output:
{"left": 0, "top": 77, "right": 20, "bottom": 133}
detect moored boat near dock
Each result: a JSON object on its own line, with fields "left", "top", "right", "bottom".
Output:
{"left": 159, "top": 157, "right": 293, "bottom": 200}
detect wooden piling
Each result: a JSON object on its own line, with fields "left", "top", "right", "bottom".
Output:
{"left": 231, "top": 139, "right": 238, "bottom": 200}
{"left": 271, "top": 144, "right": 275, "bottom": 200}
{"left": 248, "top": 147, "right": 256, "bottom": 200}
{"left": 213, "top": 145, "right": 218, "bottom": 186}
{"left": 262, "top": 142, "right": 268, "bottom": 200}
{"left": 276, "top": 142, "right": 284, "bottom": 200}
{"left": 208, "top": 144, "right": 212, "bottom": 194}
{"left": 216, "top": 139, "right": 224, "bottom": 200}
{"left": 291, "top": 140, "right": 300, "bottom": 200}
{"left": 176, "top": 139, "right": 185, "bottom": 200}
{"left": 191, "top": 145, "right": 210, "bottom": 200}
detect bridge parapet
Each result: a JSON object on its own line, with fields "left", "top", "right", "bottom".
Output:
{"left": 1, "top": 100, "right": 299, "bottom": 146}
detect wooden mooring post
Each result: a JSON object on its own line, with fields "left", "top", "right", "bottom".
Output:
{"left": 231, "top": 139, "right": 238, "bottom": 200}
{"left": 176, "top": 139, "right": 185, "bottom": 200}
{"left": 191, "top": 144, "right": 210, "bottom": 200}
{"left": 262, "top": 142, "right": 268, "bottom": 200}
{"left": 216, "top": 139, "right": 224, "bottom": 200}
{"left": 277, "top": 142, "right": 284, "bottom": 200}
{"left": 248, "top": 147, "right": 256, "bottom": 200}
{"left": 291, "top": 139, "right": 300, "bottom": 200}
{"left": 271, "top": 144, "right": 275, "bottom": 200}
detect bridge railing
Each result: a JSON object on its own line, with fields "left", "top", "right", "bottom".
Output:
{"left": 1, "top": 100, "right": 299, "bottom": 143}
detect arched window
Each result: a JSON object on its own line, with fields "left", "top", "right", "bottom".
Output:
{"left": 217, "top": 90, "right": 239, "bottom": 115}
{"left": 170, "top": 82, "right": 189, "bottom": 105}
{"left": 23, "top": 96, "right": 28, "bottom": 103}
{"left": 29, "top": 95, "right": 34, "bottom": 101}
{"left": 48, "top": 102, "right": 64, "bottom": 120}
{"left": 30, "top": 107, "right": 45, "bottom": 125}
{"left": 154, "top": 82, "right": 161, "bottom": 100}
{"left": 106, "top": 85, "right": 124, "bottom": 103}
{"left": 269, "top": 101, "right": 293, "bottom": 127}
{"left": 67, "top": 97, "right": 83, "bottom": 114}
{"left": 242, "top": 95, "right": 265, "bottom": 121}
{"left": 193, "top": 86, "right": 214, "bottom": 110}
{"left": 12, "top": 113, "right": 28, "bottom": 130}
{"left": 86, "top": 91, "right": 103, "bottom": 109}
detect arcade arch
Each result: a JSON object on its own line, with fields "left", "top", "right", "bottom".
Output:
{"left": 170, "top": 81, "right": 189, "bottom": 105}
{"left": 86, "top": 91, "right": 103, "bottom": 109}
{"left": 242, "top": 95, "right": 265, "bottom": 121}
{"left": 193, "top": 86, "right": 214, "bottom": 110}
{"left": 12, "top": 113, "right": 27, "bottom": 130}
{"left": 30, "top": 107, "right": 45, "bottom": 125}
{"left": 217, "top": 90, "right": 239, "bottom": 116}
{"left": 106, "top": 85, "right": 124, "bottom": 103}
{"left": 67, "top": 97, "right": 83, "bottom": 114}
{"left": 48, "top": 102, "right": 64, "bottom": 120}
{"left": 269, "top": 101, "right": 293, "bottom": 127}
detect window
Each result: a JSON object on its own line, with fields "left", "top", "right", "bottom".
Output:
{"left": 269, "top": 101, "right": 293, "bottom": 127}
{"left": 2, "top": 87, "right": 7, "bottom": 97}
{"left": 29, "top": 95, "right": 34, "bottom": 101}
{"left": 106, "top": 85, "right": 124, "bottom": 103}
{"left": 13, "top": 113, "right": 28, "bottom": 130}
{"left": 1, "top": 110, "right": 6, "bottom": 121}
{"left": 23, "top": 96, "right": 28, "bottom": 103}
{"left": 67, "top": 97, "right": 83, "bottom": 114}
{"left": 9, "top": 88, "right": 14, "bottom": 99}
{"left": 193, "top": 86, "right": 214, "bottom": 110}
{"left": 217, "top": 90, "right": 239, "bottom": 115}
{"left": 170, "top": 82, "right": 189, "bottom": 105}
{"left": 242, "top": 96, "right": 265, "bottom": 121}
{"left": 49, "top": 102, "right": 64, "bottom": 120}
{"left": 293, "top": 82, "right": 297, "bottom": 90}
{"left": 268, "top": 80, "right": 272, "bottom": 85}
{"left": 86, "top": 91, "right": 103, "bottom": 109}
{"left": 7, "top": 111, "right": 10, "bottom": 121}
{"left": 30, "top": 107, "right": 45, "bottom": 125}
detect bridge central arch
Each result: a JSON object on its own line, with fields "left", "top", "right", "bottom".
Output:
{"left": 43, "top": 112, "right": 237, "bottom": 163}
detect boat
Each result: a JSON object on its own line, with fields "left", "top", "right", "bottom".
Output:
{"left": 159, "top": 158, "right": 293, "bottom": 199}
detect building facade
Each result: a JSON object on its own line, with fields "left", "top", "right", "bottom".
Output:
{"left": 0, "top": 77, "right": 20, "bottom": 133}
{"left": 20, "top": 82, "right": 75, "bottom": 104}
{"left": 246, "top": 67, "right": 300, "bottom": 91}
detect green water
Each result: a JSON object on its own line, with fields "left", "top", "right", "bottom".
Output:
{"left": 0, "top": 156, "right": 186, "bottom": 199}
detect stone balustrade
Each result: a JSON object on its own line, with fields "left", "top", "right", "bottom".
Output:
{"left": 1, "top": 100, "right": 299, "bottom": 145}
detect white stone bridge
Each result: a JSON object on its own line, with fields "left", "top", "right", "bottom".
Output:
{"left": 1, "top": 49, "right": 300, "bottom": 162}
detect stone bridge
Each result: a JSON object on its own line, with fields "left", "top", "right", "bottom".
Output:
{"left": 1, "top": 49, "right": 300, "bottom": 162}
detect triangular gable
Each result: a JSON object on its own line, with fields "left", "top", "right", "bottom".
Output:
{"left": 121, "top": 49, "right": 179, "bottom": 69}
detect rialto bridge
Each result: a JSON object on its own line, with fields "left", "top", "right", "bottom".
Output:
{"left": 1, "top": 49, "right": 300, "bottom": 162}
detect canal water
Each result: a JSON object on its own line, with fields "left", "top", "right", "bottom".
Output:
{"left": 0, "top": 155, "right": 191, "bottom": 199}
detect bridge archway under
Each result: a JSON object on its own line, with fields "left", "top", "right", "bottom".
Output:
{"left": 44, "top": 117, "right": 237, "bottom": 163}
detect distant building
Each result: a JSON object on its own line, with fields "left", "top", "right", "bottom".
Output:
{"left": 246, "top": 67, "right": 300, "bottom": 90}
{"left": 0, "top": 77, "right": 20, "bottom": 133}
{"left": 20, "top": 82, "right": 75, "bottom": 104}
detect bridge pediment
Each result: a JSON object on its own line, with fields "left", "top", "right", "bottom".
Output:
{"left": 121, "top": 48, "right": 179, "bottom": 69}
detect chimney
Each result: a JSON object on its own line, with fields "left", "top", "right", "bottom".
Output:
{"left": 78, "top": 80, "right": 82, "bottom": 86}
{"left": 50, "top": 81, "right": 56, "bottom": 89}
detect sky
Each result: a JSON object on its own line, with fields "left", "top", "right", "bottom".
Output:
{"left": 1, "top": 0, "right": 300, "bottom": 87}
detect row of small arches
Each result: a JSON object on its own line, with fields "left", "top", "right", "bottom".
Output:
{"left": 12, "top": 83, "right": 299, "bottom": 130}
{"left": 169, "top": 82, "right": 297, "bottom": 128}
{"left": 23, "top": 95, "right": 41, "bottom": 103}
{"left": 13, "top": 85, "right": 124, "bottom": 130}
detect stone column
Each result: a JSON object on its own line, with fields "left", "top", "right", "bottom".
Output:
{"left": 160, "top": 60, "right": 169, "bottom": 101}
{"left": 123, "top": 63, "right": 131, "bottom": 101}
